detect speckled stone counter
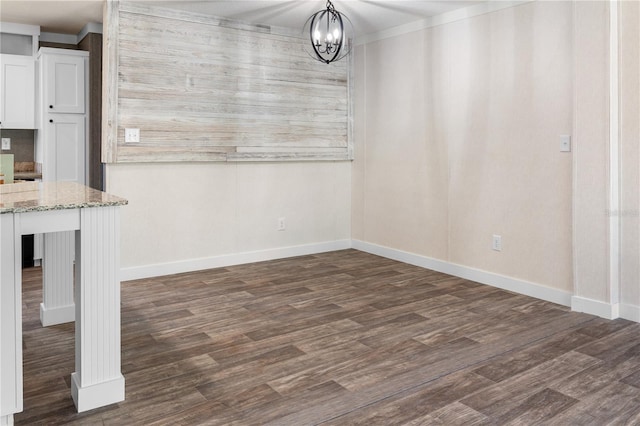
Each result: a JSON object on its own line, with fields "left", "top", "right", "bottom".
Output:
{"left": 1, "top": 181, "right": 127, "bottom": 423}
{"left": 0, "top": 181, "right": 127, "bottom": 214}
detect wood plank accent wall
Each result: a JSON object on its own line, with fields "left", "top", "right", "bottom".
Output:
{"left": 102, "top": 1, "right": 352, "bottom": 163}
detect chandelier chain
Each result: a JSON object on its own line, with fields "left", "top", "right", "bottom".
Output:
{"left": 326, "top": 0, "right": 335, "bottom": 14}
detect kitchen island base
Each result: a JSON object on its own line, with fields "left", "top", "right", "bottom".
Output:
{"left": 0, "top": 183, "right": 127, "bottom": 424}
{"left": 40, "top": 230, "right": 75, "bottom": 326}
{"left": 72, "top": 373, "right": 125, "bottom": 413}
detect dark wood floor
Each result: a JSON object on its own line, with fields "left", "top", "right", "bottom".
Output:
{"left": 14, "top": 249, "right": 640, "bottom": 425}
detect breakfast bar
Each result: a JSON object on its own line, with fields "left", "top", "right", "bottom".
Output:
{"left": 0, "top": 182, "right": 127, "bottom": 425}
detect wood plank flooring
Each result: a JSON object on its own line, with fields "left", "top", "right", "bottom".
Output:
{"left": 14, "top": 249, "right": 640, "bottom": 425}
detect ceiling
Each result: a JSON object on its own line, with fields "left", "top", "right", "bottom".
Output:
{"left": 0, "top": 0, "right": 481, "bottom": 37}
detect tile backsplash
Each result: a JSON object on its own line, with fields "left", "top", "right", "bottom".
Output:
{"left": 0, "top": 129, "right": 35, "bottom": 162}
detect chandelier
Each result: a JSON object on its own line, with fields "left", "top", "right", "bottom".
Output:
{"left": 304, "top": 0, "right": 353, "bottom": 64}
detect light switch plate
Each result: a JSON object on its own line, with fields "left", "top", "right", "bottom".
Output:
{"left": 560, "top": 135, "right": 571, "bottom": 152}
{"left": 1, "top": 138, "right": 10, "bottom": 150}
{"left": 125, "top": 128, "right": 140, "bottom": 143}
{"left": 492, "top": 234, "right": 502, "bottom": 251}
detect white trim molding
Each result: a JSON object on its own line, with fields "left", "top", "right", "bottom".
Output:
{"left": 120, "top": 240, "right": 636, "bottom": 323}
{"left": 571, "top": 296, "right": 619, "bottom": 320}
{"left": 352, "top": 240, "right": 572, "bottom": 307}
{"left": 0, "top": 22, "right": 39, "bottom": 36}
{"left": 39, "top": 32, "right": 77, "bottom": 45}
{"left": 39, "top": 22, "right": 103, "bottom": 46}
{"left": 355, "top": 1, "right": 531, "bottom": 45}
{"left": 608, "top": 0, "right": 621, "bottom": 309}
{"left": 77, "top": 23, "right": 103, "bottom": 43}
{"left": 0, "top": 21, "right": 41, "bottom": 56}
{"left": 120, "top": 240, "right": 352, "bottom": 282}
{"left": 620, "top": 304, "right": 640, "bottom": 322}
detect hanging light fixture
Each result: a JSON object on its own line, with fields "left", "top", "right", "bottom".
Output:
{"left": 304, "top": 0, "right": 353, "bottom": 64}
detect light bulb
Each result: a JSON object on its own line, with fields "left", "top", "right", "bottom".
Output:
{"left": 327, "top": 33, "right": 333, "bottom": 42}
{"left": 333, "top": 28, "right": 340, "bottom": 40}
{"left": 314, "top": 30, "right": 321, "bottom": 42}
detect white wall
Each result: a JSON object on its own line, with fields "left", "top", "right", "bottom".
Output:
{"left": 354, "top": 1, "right": 574, "bottom": 295}
{"left": 571, "top": 1, "right": 611, "bottom": 311}
{"left": 107, "top": 161, "right": 351, "bottom": 279}
{"left": 104, "top": 4, "right": 353, "bottom": 281}
{"left": 106, "top": 0, "right": 640, "bottom": 321}
{"left": 352, "top": 28, "right": 449, "bottom": 261}
{"left": 354, "top": 0, "right": 640, "bottom": 321}
{"left": 619, "top": 0, "right": 640, "bottom": 319}
{"left": 572, "top": 0, "right": 640, "bottom": 321}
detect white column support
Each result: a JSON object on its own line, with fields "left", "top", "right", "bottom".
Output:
{"left": 608, "top": 0, "right": 621, "bottom": 315}
{"left": 571, "top": 0, "right": 622, "bottom": 319}
{"left": 41, "top": 231, "right": 75, "bottom": 326}
{"left": 71, "top": 206, "right": 124, "bottom": 412}
{"left": 0, "top": 214, "right": 23, "bottom": 424}
{"left": 0, "top": 414, "right": 14, "bottom": 426}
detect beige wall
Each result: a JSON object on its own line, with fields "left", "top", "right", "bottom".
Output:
{"left": 352, "top": 28, "right": 449, "bottom": 260}
{"left": 573, "top": 0, "right": 640, "bottom": 318}
{"left": 620, "top": 0, "right": 640, "bottom": 311}
{"left": 104, "top": 3, "right": 353, "bottom": 277}
{"left": 106, "top": 0, "right": 640, "bottom": 318}
{"left": 354, "top": 1, "right": 574, "bottom": 292}
{"left": 572, "top": 0, "right": 611, "bottom": 304}
{"left": 107, "top": 162, "right": 351, "bottom": 273}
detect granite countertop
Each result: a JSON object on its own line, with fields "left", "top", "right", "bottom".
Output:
{"left": 0, "top": 181, "right": 128, "bottom": 214}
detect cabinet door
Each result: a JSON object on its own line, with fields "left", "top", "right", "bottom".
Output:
{"left": 44, "top": 54, "right": 85, "bottom": 114}
{"left": 0, "top": 54, "right": 35, "bottom": 129}
{"left": 44, "top": 114, "right": 85, "bottom": 184}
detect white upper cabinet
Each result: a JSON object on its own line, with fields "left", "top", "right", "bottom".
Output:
{"left": 43, "top": 114, "right": 85, "bottom": 183}
{"left": 36, "top": 48, "right": 89, "bottom": 185}
{"left": 0, "top": 54, "right": 35, "bottom": 129}
{"left": 41, "top": 50, "right": 86, "bottom": 114}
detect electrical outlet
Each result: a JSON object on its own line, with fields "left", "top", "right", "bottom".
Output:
{"left": 124, "top": 128, "right": 140, "bottom": 143}
{"left": 492, "top": 235, "right": 502, "bottom": 251}
{"left": 277, "top": 217, "right": 286, "bottom": 231}
{"left": 1, "top": 138, "right": 10, "bottom": 150}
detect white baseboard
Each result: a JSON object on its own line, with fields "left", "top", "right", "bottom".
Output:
{"left": 352, "top": 240, "right": 573, "bottom": 307}
{"left": 71, "top": 373, "right": 125, "bottom": 413}
{"left": 120, "top": 238, "right": 636, "bottom": 323}
{"left": 620, "top": 303, "right": 640, "bottom": 322}
{"left": 120, "top": 240, "right": 352, "bottom": 281}
{"left": 40, "top": 302, "right": 75, "bottom": 326}
{"left": 571, "top": 296, "right": 619, "bottom": 320}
